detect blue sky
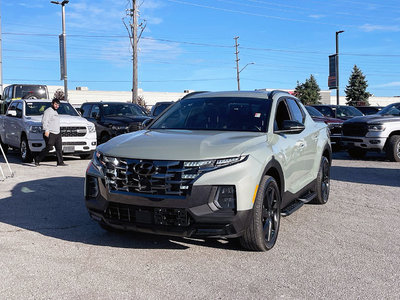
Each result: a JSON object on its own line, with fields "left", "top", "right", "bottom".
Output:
{"left": 1, "top": 0, "right": 400, "bottom": 96}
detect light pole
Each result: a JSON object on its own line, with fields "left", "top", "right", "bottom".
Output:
{"left": 51, "top": 0, "right": 69, "bottom": 101}
{"left": 237, "top": 62, "right": 255, "bottom": 91}
{"left": 335, "top": 30, "right": 344, "bottom": 105}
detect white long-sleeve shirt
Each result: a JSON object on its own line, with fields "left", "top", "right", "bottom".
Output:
{"left": 42, "top": 107, "right": 60, "bottom": 134}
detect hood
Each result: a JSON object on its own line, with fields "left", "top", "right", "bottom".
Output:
{"left": 59, "top": 115, "right": 93, "bottom": 126}
{"left": 98, "top": 129, "right": 265, "bottom": 160}
{"left": 344, "top": 114, "right": 400, "bottom": 124}
{"left": 312, "top": 116, "right": 343, "bottom": 124}
{"left": 103, "top": 115, "right": 150, "bottom": 124}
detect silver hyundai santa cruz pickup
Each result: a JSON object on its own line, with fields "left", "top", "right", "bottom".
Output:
{"left": 84, "top": 90, "right": 331, "bottom": 251}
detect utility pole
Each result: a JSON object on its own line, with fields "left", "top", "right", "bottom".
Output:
{"left": 0, "top": 8, "right": 3, "bottom": 96}
{"left": 335, "top": 30, "right": 344, "bottom": 105}
{"left": 126, "top": 0, "right": 138, "bottom": 104}
{"left": 234, "top": 36, "right": 240, "bottom": 91}
{"left": 51, "top": 1, "right": 69, "bottom": 101}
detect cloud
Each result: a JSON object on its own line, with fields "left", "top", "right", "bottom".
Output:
{"left": 308, "top": 14, "right": 326, "bottom": 19}
{"left": 375, "top": 82, "right": 400, "bottom": 88}
{"left": 360, "top": 24, "right": 400, "bottom": 32}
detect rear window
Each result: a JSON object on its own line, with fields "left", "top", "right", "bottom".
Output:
{"left": 14, "top": 85, "right": 48, "bottom": 99}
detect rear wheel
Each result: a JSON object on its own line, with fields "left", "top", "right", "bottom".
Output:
{"left": 385, "top": 135, "right": 400, "bottom": 162}
{"left": 312, "top": 156, "right": 330, "bottom": 204}
{"left": 347, "top": 148, "right": 367, "bottom": 159}
{"left": 20, "top": 136, "right": 33, "bottom": 163}
{"left": 240, "top": 175, "right": 281, "bottom": 251}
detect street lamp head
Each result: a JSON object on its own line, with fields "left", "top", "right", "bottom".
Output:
{"left": 336, "top": 30, "right": 345, "bottom": 34}
{"left": 50, "top": 1, "right": 60, "bottom": 4}
{"left": 51, "top": 0, "right": 69, "bottom": 5}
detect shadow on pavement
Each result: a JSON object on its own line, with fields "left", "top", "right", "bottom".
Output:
{"left": 331, "top": 165, "right": 400, "bottom": 187}
{"left": 0, "top": 176, "right": 241, "bottom": 251}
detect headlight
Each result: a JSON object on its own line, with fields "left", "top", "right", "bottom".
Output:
{"left": 368, "top": 124, "right": 385, "bottom": 132}
{"left": 92, "top": 150, "right": 105, "bottom": 170}
{"left": 29, "top": 125, "right": 42, "bottom": 133}
{"left": 182, "top": 156, "right": 248, "bottom": 180}
{"left": 88, "top": 125, "right": 96, "bottom": 133}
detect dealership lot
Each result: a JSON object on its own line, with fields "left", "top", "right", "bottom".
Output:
{"left": 0, "top": 151, "right": 399, "bottom": 299}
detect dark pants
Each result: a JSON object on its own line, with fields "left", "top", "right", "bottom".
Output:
{"left": 36, "top": 133, "right": 64, "bottom": 164}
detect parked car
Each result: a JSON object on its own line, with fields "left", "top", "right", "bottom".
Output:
{"left": 80, "top": 102, "right": 152, "bottom": 144}
{"left": 1, "top": 84, "right": 49, "bottom": 114}
{"left": 150, "top": 101, "right": 174, "bottom": 117}
{"left": 0, "top": 99, "right": 96, "bottom": 162}
{"left": 312, "top": 105, "right": 364, "bottom": 120}
{"left": 355, "top": 106, "right": 382, "bottom": 115}
{"left": 305, "top": 106, "right": 343, "bottom": 149}
{"left": 84, "top": 90, "right": 332, "bottom": 251}
{"left": 342, "top": 102, "right": 400, "bottom": 161}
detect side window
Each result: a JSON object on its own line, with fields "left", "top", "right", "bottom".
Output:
{"left": 2, "top": 87, "right": 8, "bottom": 99}
{"left": 91, "top": 105, "right": 100, "bottom": 118}
{"left": 7, "top": 102, "right": 17, "bottom": 116}
{"left": 274, "top": 100, "right": 291, "bottom": 131}
{"left": 286, "top": 98, "right": 305, "bottom": 124}
{"left": 16, "top": 102, "right": 23, "bottom": 118}
{"left": 81, "top": 104, "right": 92, "bottom": 118}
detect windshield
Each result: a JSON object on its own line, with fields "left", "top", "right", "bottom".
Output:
{"left": 336, "top": 106, "right": 363, "bottom": 117}
{"left": 150, "top": 96, "right": 271, "bottom": 132}
{"left": 378, "top": 103, "right": 400, "bottom": 116}
{"left": 102, "top": 103, "right": 147, "bottom": 117}
{"left": 14, "top": 85, "right": 48, "bottom": 99}
{"left": 306, "top": 106, "right": 324, "bottom": 117}
{"left": 25, "top": 102, "right": 79, "bottom": 116}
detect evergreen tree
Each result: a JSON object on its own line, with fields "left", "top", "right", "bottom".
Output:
{"left": 294, "top": 74, "right": 321, "bottom": 105}
{"left": 345, "top": 65, "right": 371, "bottom": 106}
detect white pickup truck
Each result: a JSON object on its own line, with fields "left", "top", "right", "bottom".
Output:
{"left": 0, "top": 99, "right": 97, "bottom": 162}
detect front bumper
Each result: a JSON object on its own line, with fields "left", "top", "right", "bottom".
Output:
{"left": 84, "top": 163, "right": 252, "bottom": 238}
{"left": 341, "top": 136, "right": 386, "bottom": 151}
{"left": 29, "top": 135, "right": 97, "bottom": 155}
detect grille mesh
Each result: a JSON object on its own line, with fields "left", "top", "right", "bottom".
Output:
{"left": 103, "top": 158, "right": 204, "bottom": 196}
{"left": 342, "top": 123, "right": 368, "bottom": 137}
{"left": 61, "top": 126, "right": 87, "bottom": 137}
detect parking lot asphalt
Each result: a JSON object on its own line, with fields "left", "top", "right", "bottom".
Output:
{"left": 0, "top": 150, "right": 399, "bottom": 299}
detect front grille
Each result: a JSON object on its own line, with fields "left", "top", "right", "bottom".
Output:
{"left": 103, "top": 158, "right": 204, "bottom": 196}
{"left": 342, "top": 123, "right": 368, "bottom": 137}
{"left": 128, "top": 123, "right": 143, "bottom": 132}
{"left": 62, "top": 141, "right": 87, "bottom": 146}
{"left": 105, "top": 202, "right": 190, "bottom": 226}
{"left": 328, "top": 123, "right": 342, "bottom": 135}
{"left": 61, "top": 126, "right": 87, "bottom": 137}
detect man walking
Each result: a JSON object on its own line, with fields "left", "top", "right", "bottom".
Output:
{"left": 35, "top": 99, "right": 67, "bottom": 166}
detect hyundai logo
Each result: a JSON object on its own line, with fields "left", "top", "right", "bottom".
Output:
{"left": 133, "top": 162, "right": 157, "bottom": 176}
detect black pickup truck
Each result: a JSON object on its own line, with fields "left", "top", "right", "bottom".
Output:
{"left": 80, "top": 102, "right": 151, "bottom": 144}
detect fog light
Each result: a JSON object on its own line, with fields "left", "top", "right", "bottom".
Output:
{"left": 214, "top": 186, "right": 236, "bottom": 209}
{"left": 91, "top": 142, "right": 97, "bottom": 146}
{"left": 370, "top": 140, "right": 380, "bottom": 144}
{"left": 86, "top": 176, "right": 99, "bottom": 198}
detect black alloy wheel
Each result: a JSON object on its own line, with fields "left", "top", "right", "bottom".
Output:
{"left": 20, "top": 136, "right": 33, "bottom": 163}
{"left": 240, "top": 175, "right": 281, "bottom": 251}
{"left": 313, "top": 156, "right": 330, "bottom": 204}
{"left": 386, "top": 135, "right": 400, "bottom": 162}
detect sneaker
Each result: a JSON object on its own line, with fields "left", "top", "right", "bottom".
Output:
{"left": 57, "top": 162, "right": 68, "bottom": 166}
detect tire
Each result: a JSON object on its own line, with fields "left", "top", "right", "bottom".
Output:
{"left": 20, "top": 136, "right": 33, "bottom": 163}
{"left": 0, "top": 136, "right": 8, "bottom": 155}
{"left": 240, "top": 175, "right": 281, "bottom": 251}
{"left": 99, "top": 132, "right": 110, "bottom": 144}
{"left": 347, "top": 148, "right": 367, "bottom": 159}
{"left": 385, "top": 135, "right": 400, "bottom": 162}
{"left": 312, "top": 156, "right": 330, "bottom": 205}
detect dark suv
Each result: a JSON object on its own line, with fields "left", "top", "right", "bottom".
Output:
{"left": 80, "top": 102, "right": 151, "bottom": 144}
{"left": 150, "top": 101, "right": 174, "bottom": 117}
{"left": 312, "top": 105, "right": 364, "bottom": 120}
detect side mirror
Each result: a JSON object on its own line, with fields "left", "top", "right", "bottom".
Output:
{"left": 7, "top": 110, "right": 17, "bottom": 117}
{"left": 274, "top": 120, "right": 305, "bottom": 134}
{"left": 142, "top": 118, "right": 154, "bottom": 128}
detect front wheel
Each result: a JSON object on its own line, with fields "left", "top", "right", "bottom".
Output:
{"left": 20, "top": 136, "right": 33, "bottom": 163}
{"left": 312, "top": 156, "right": 330, "bottom": 204}
{"left": 385, "top": 135, "right": 400, "bottom": 162}
{"left": 240, "top": 175, "right": 281, "bottom": 251}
